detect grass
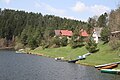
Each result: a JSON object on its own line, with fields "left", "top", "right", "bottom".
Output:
{"left": 30, "top": 42, "right": 120, "bottom": 68}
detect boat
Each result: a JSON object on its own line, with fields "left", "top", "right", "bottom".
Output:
{"left": 97, "top": 64, "right": 118, "bottom": 70}
{"left": 55, "top": 57, "right": 64, "bottom": 60}
{"left": 68, "top": 56, "right": 86, "bottom": 63}
{"left": 68, "top": 59, "right": 79, "bottom": 63}
{"left": 95, "top": 62, "right": 120, "bottom": 68}
{"left": 101, "top": 69, "right": 120, "bottom": 75}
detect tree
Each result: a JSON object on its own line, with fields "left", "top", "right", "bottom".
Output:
{"left": 100, "top": 27, "right": 110, "bottom": 44}
{"left": 20, "top": 29, "right": 28, "bottom": 45}
{"left": 85, "top": 37, "right": 98, "bottom": 53}
{"left": 70, "top": 31, "right": 84, "bottom": 49}
{"left": 60, "top": 36, "right": 68, "bottom": 46}
{"left": 97, "top": 13, "right": 108, "bottom": 28}
{"left": 88, "top": 16, "right": 98, "bottom": 27}
{"left": 0, "top": 8, "right": 88, "bottom": 49}
{"left": 27, "top": 37, "right": 38, "bottom": 49}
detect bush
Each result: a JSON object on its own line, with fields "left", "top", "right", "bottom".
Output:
{"left": 49, "top": 36, "right": 61, "bottom": 48}
{"left": 85, "top": 38, "right": 97, "bottom": 53}
{"left": 100, "top": 27, "right": 110, "bottom": 43}
{"left": 27, "top": 37, "right": 38, "bottom": 50}
{"left": 109, "top": 39, "right": 120, "bottom": 50}
{"left": 60, "top": 36, "right": 68, "bottom": 46}
{"left": 70, "top": 36, "right": 84, "bottom": 49}
{"left": 41, "top": 40, "right": 49, "bottom": 49}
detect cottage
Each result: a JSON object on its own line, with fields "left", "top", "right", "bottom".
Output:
{"left": 92, "top": 31, "right": 98, "bottom": 43}
{"left": 55, "top": 28, "right": 101, "bottom": 43}
{"left": 54, "top": 30, "right": 73, "bottom": 43}
{"left": 110, "top": 31, "right": 120, "bottom": 40}
{"left": 92, "top": 28, "right": 102, "bottom": 43}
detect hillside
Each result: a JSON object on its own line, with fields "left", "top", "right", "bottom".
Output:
{"left": 31, "top": 42, "right": 120, "bottom": 67}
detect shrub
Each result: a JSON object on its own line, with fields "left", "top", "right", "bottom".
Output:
{"left": 70, "top": 36, "right": 84, "bottom": 49}
{"left": 100, "top": 27, "right": 110, "bottom": 44}
{"left": 60, "top": 36, "right": 68, "bottom": 46}
{"left": 41, "top": 40, "right": 49, "bottom": 49}
{"left": 27, "top": 37, "right": 38, "bottom": 50}
{"left": 85, "top": 37, "right": 97, "bottom": 53}
{"left": 50, "top": 36, "right": 61, "bottom": 48}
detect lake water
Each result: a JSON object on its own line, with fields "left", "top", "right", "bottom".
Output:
{"left": 0, "top": 50, "right": 119, "bottom": 80}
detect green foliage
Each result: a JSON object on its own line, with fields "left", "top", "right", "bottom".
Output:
{"left": 100, "top": 27, "right": 110, "bottom": 43}
{"left": 60, "top": 36, "right": 68, "bottom": 46}
{"left": 52, "top": 36, "right": 61, "bottom": 47}
{"left": 0, "top": 9, "right": 87, "bottom": 48}
{"left": 41, "top": 40, "right": 49, "bottom": 49}
{"left": 85, "top": 37, "right": 97, "bottom": 53}
{"left": 70, "top": 34, "right": 84, "bottom": 49}
{"left": 27, "top": 37, "right": 38, "bottom": 50}
{"left": 20, "top": 29, "right": 28, "bottom": 45}
{"left": 97, "top": 13, "right": 108, "bottom": 27}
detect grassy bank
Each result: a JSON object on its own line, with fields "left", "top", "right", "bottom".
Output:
{"left": 30, "top": 43, "right": 120, "bottom": 68}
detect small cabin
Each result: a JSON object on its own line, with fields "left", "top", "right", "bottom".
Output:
{"left": 92, "top": 28, "right": 102, "bottom": 43}
{"left": 54, "top": 30, "right": 73, "bottom": 43}
{"left": 110, "top": 31, "right": 120, "bottom": 40}
{"left": 92, "top": 31, "right": 98, "bottom": 43}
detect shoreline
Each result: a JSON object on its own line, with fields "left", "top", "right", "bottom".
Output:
{"left": 0, "top": 47, "right": 14, "bottom": 50}
{"left": 15, "top": 45, "right": 120, "bottom": 69}
{"left": 24, "top": 51, "right": 120, "bottom": 68}
{"left": 23, "top": 51, "right": 95, "bottom": 67}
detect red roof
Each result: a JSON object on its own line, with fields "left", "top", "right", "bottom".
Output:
{"left": 55, "top": 30, "right": 73, "bottom": 36}
{"left": 80, "top": 29, "right": 89, "bottom": 36}
{"left": 60, "top": 30, "right": 73, "bottom": 36}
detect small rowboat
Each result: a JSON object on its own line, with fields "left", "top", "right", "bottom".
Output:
{"left": 95, "top": 62, "right": 120, "bottom": 68}
{"left": 101, "top": 69, "right": 120, "bottom": 75}
{"left": 68, "top": 56, "right": 86, "bottom": 63}
{"left": 68, "top": 59, "right": 79, "bottom": 63}
{"left": 98, "top": 64, "right": 118, "bottom": 70}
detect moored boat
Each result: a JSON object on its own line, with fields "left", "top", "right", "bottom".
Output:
{"left": 98, "top": 64, "right": 118, "bottom": 70}
{"left": 101, "top": 69, "right": 120, "bottom": 75}
{"left": 68, "top": 59, "right": 79, "bottom": 63}
{"left": 95, "top": 62, "right": 120, "bottom": 68}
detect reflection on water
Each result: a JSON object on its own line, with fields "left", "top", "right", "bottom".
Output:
{"left": 0, "top": 50, "right": 119, "bottom": 80}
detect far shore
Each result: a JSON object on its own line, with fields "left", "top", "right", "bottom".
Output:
{"left": 0, "top": 47, "right": 14, "bottom": 50}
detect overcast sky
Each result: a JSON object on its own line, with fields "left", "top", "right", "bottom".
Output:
{"left": 0, "top": 0, "right": 120, "bottom": 21}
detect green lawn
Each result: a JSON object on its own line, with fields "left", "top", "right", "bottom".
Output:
{"left": 30, "top": 43, "right": 120, "bottom": 68}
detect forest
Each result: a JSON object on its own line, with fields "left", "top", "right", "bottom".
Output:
{"left": 0, "top": 7, "right": 120, "bottom": 50}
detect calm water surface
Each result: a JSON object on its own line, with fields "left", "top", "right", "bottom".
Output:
{"left": 0, "top": 50, "right": 120, "bottom": 80}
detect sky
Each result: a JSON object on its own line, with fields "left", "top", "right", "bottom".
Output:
{"left": 0, "top": 0, "right": 120, "bottom": 21}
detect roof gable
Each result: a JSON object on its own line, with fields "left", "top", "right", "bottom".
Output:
{"left": 80, "top": 29, "right": 89, "bottom": 36}
{"left": 55, "top": 30, "right": 61, "bottom": 36}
